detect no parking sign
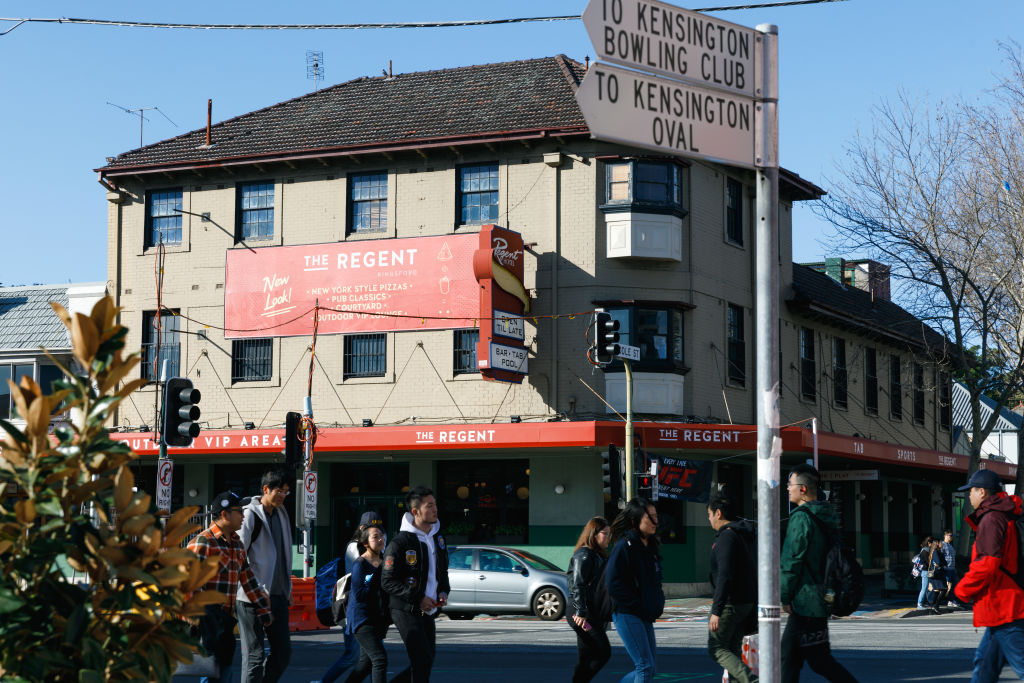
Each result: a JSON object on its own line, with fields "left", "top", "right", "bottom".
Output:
{"left": 303, "top": 471, "right": 317, "bottom": 521}
{"left": 157, "top": 459, "right": 173, "bottom": 514}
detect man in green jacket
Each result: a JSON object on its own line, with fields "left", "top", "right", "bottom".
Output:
{"left": 780, "top": 464, "right": 858, "bottom": 682}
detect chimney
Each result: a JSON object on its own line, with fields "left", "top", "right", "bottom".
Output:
{"left": 824, "top": 257, "right": 846, "bottom": 284}
{"left": 206, "top": 99, "right": 212, "bottom": 147}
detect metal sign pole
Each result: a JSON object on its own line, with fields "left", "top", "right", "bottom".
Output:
{"left": 755, "top": 23, "right": 782, "bottom": 683}
{"left": 624, "top": 359, "right": 635, "bottom": 501}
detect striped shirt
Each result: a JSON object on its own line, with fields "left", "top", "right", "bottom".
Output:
{"left": 188, "top": 522, "right": 272, "bottom": 620}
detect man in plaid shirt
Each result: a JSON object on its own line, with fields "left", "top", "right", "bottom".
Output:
{"left": 188, "top": 491, "right": 273, "bottom": 683}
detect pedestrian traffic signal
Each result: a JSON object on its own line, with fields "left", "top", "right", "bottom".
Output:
{"left": 592, "top": 309, "right": 620, "bottom": 365}
{"left": 283, "top": 411, "right": 302, "bottom": 471}
{"left": 162, "top": 377, "right": 201, "bottom": 447}
{"left": 602, "top": 444, "right": 623, "bottom": 505}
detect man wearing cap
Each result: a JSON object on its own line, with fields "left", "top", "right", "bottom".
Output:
{"left": 316, "top": 510, "right": 386, "bottom": 683}
{"left": 187, "top": 492, "right": 273, "bottom": 683}
{"left": 237, "top": 468, "right": 294, "bottom": 683}
{"left": 954, "top": 468, "right": 1024, "bottom": 681}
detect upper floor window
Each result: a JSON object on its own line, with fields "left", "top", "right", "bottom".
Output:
{"left": 237, "top": 182, "right": 274, "bottom": 241}
{"left": 458, "top": 164, "right": 499, "bottom": 225}
{"left": 142, "top": 310, "right": 180, "bottom": 380}
{"left": 726, "top": 177, "right": 743, "bottom": 245}
{"left": 146, "top": 189, "right": 182, "bottom": 247}
{"left": 604, "top": 160, "right": 683, "bottom": 214}
{"left": 604, "top": 305, "right": 684, "bottom": 373}
{"left": 913, "top": 362, "right": 925, "bottom": 426}
{"left": 453, "top": 329, "right": 479, "bottom": 375}
{"left": 889, "top": 354, "right": 903, "bottom": 420}
{"left": 350, "top": 172, "right": 388, "bottom": 233}
{"left": 864, "top": 347, "right": 879, "bottom": 415}
{"left": 726, "top": 304, "right": 745, "bottom": 386}
{"left": 800, "top": 327, "right": 816, "bottom": 401}
{"left": 939, "top": 371, "right": 951, "bottom": 431}
{"left": 344, "top": 333, "right": 386, "bottom": 378}
{"left": 833, "top": 338, "right": 848, "bottom": 409}
{"left": 231, "top": 338, "right": 273, "bottom": 383}
{"left": 0, "top": 363, "right": 33, "bottom": 420}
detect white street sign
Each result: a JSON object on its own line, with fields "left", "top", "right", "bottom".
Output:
{"left": 485, "top": 342, "right": 529, "bottom": 375}
{"left": 617, "top": 344, "right": 641, "bottom": 361}
{"left": 582, "top": 0, "right": 760, "bottom": 98}
{"left": 576, "top": 62, "right": 759, "bottom": 169}
{"left": 156, "top": 459, "right": 173, "bottom": 514}
{"left": 493, "top": 310, "right": 525, "bottom": 341}
{"left": 303, "top": 471, "right": 318, "bottom": 521}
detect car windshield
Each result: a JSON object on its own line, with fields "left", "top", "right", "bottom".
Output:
{"left": 508, "top": 549, "right": 561, "bottom": 571}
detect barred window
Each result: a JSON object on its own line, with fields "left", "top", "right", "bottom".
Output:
{"left": 454, "top": 329, "right": 479, "bottom": 375}
{"left": 726, "top": 304, "right": 745, "bottom": 386}
{"left": 458, "top": 163, "right": 499, "bottom": 225}
{"left": 350, "top": 172, "right": 388, "bottom": 233}
{"left": 238, "top": 182, "right": 274, "bottom": 241}
{"left": 833, "top": 338, "right": 848, "bottom": 409}
{"left": 231, "top": 339, "right": 273, "bottom": 382}
{"left": 344, "top": 334, "right": 386, "bottom": 378}
{"left": 142, "top": 310, "right": 180, "bottom": 380}
{"left": 146, "top": 189, "right": 182, "bottom": 247}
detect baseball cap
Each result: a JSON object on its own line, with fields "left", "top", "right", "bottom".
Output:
{"left": 957, "top": 469, "right": 1003, "bottom": 492}
{"left": 212, "top": 491, "right": 251, "bottom": 511}
{"left": 360, "top": 510, "right": 383, "bottom": 527}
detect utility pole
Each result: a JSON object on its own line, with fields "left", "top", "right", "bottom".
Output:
{"left": 624, "top": 359, "right": 635, "bottom": 501}
{"left": 755, "top": 23, "right": 782, "bottom": 683}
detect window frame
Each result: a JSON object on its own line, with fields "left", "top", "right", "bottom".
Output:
{"left": 457, "top": 163, "right": 499, "bottom": 226}
{"left": 145, "top": 188, "right": 183, "bottom": 248}
{"left": 889, "top": 354, "right": 903, "bottom": 421}
{"left": 939, "top": 371, "right": 952, "bottom": 431}
{"left": 343, "top": 333, "right": 387, "bottom": 379}
{"left": 600, "top": 305, "right": 686, "bottom": 374}
{"left": 231, "top": 338, "right": 273, "bottom": 383}
{"left": 832, "top": 337, "right": 848, "bottom": 409}
{"left": 453, "top": 329, "right": 479, "bottom": 376}
{"left": 236, "top": 181, "right": 275, "bottom": 242}
{"left": 726, "top": 303, "right": 745, "bottom": 387}
{"left": 864, "top": 347, "right": 879, "bottom": 416}
{"left": 602, "top": 159, "right": 685, "bottom": 217}
{"left": 348, "top": 171, "right": 389, "bottom": 234}
{"left": 913, "top": 362, "right": 925, "bottom": 426}
{"left": 0, "top": 361, "right": 34, "bottom": 420}
{"left": 141, "top": 310, "right": 180, "bottom": 380}
{"left": 799, "top": 327, "right": 816, "bottom": 401}
{"left": 725, "top": 176, "right": 743, "bottom": 246}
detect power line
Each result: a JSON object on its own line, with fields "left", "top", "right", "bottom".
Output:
{"left": 0, "top": 2, "right": 848, "bottom": 34}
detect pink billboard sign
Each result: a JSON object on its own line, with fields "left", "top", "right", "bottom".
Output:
{"left": 224, "top": 235, "right": 480, "bottom": 338}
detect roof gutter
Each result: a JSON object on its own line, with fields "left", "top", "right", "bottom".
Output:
{"left": 97, "top": 174, "right": 127, "bottom": 204}
{"left": 793, "top": 299, "right": 940, "bottom": 353}
{"left": 97, "top": 126, "right": 591, "bottom": 178}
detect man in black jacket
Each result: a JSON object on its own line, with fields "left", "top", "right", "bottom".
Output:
{"left": 707, "top": 488, "right": 758, "bottom": 683}
{"left": 381, "top": 485, "right": 450, "bottom": 682}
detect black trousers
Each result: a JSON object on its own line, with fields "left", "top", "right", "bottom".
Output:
{"left": 781, "top": 613, "right": 858, "bottom": 683}
{"left": 389, "top": 608, "right": 436, "bottom": 683}
{"left": 344, "top": 623, "right": 389, "bottom": 683}
{"left": 568, "top": 618, "right": 611, "bottom": 683}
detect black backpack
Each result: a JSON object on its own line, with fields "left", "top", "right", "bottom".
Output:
{"left": 999, "top": 513, "right": 1024, "bottom": 591}
{"left": 800, "top": 507, "right": 864, "bottom": 617}
{"left": 590, "top": 562, "right": 613, "bottom": 625}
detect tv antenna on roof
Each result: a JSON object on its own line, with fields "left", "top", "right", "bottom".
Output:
{"left": 306, "top": 50, "right": 324, "bottom": 91}
{"left": 107, "top": 102, "right": 178, "bottom": 149}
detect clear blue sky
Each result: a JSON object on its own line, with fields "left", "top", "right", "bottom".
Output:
{"left": 1, "top": 0, "right": 1021, "bottom": 286}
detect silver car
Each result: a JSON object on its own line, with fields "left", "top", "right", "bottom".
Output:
{"left": 444, "top": 545, "right": 569, "bottom": 621}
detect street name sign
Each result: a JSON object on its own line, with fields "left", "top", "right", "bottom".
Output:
{"left": 303, "top": 471, "right": 318, "bottom": 521}
{"left": 582, "top": 0, "right": 760, "bottom": 98}
{"left": 617, "top": 344, "right": 641, "bottom": 361}
{"left": 575, "top": 62, "right": 758, "bottom": 169}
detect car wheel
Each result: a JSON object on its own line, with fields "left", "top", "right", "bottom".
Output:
{"left": 447, "top": 612, "right": 475, "bottom": 621}
{"left": 532, "top": 587, "right": 565, "bottom": 621}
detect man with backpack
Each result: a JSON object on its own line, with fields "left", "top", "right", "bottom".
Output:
{"left": 953, "top": 468, "right": 1024, "bottom": 681}
{"left": 780, "top": 464, "right": 858, "bottom": 682}
{"left": 706, "top": 487, "right": 758, "bottom": 683}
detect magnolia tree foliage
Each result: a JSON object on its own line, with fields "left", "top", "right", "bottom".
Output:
{"left": 0, "top": 296, "right": 225, "bottom": 682}
{"left": 816, "top": 44, "right": 1024, "bottom": 515}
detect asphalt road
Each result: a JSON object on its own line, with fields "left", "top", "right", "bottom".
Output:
{"left": 174, "top": 612, "right": 986, "bottom": 682}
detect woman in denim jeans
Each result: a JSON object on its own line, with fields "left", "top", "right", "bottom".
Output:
{"left": 606, "top": 497, "right": 665, "bottom": 683}
{"left": 915, "top": 536, "right": 934, "bottom": 609}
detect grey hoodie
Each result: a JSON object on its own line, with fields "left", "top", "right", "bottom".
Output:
{"left": 236, "top": 494, "right": 294, "bottom": 603}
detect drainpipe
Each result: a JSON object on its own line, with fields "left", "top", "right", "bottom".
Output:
{"left": 543, "top": 152, "right": 564, "bottom": 413}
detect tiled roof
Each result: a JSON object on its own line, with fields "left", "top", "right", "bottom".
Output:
{"left": 788, "top": 263, "right": 948, "bottom": 354}
{"left": 0, "top": 285, "right": 70, "bottom": 352}
{"left": 99, "top": 55, "right": 588, "bottom": 173}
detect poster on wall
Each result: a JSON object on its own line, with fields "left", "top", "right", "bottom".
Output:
{"left": 655, "top": 457, "right": 713, "bottom": 503}
{"left": 224, "top": 234, "right": 480, "bottom": 338}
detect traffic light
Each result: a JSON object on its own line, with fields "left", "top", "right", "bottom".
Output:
{"left": 592, "top": 309, "right": 620, "bottom": 365}
{"left": 162, "top": 377, "right": 201, "bottom": 447}
{"left": 283, "top": 411, "right": 302, "bottom": 471}
{"left": 602, "top": 444, "right": 623, "bottom": 504}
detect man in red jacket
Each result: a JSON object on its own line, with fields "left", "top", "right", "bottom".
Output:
{"left": 954, "top": 468, "right": 1024, "bottom": 682}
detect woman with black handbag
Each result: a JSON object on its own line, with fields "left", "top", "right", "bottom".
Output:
{"left": 343, "top": 525, "right": 390, "bottom": 683}
{"left": 567, "top": 516, "right": 612, "bottom": 682}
